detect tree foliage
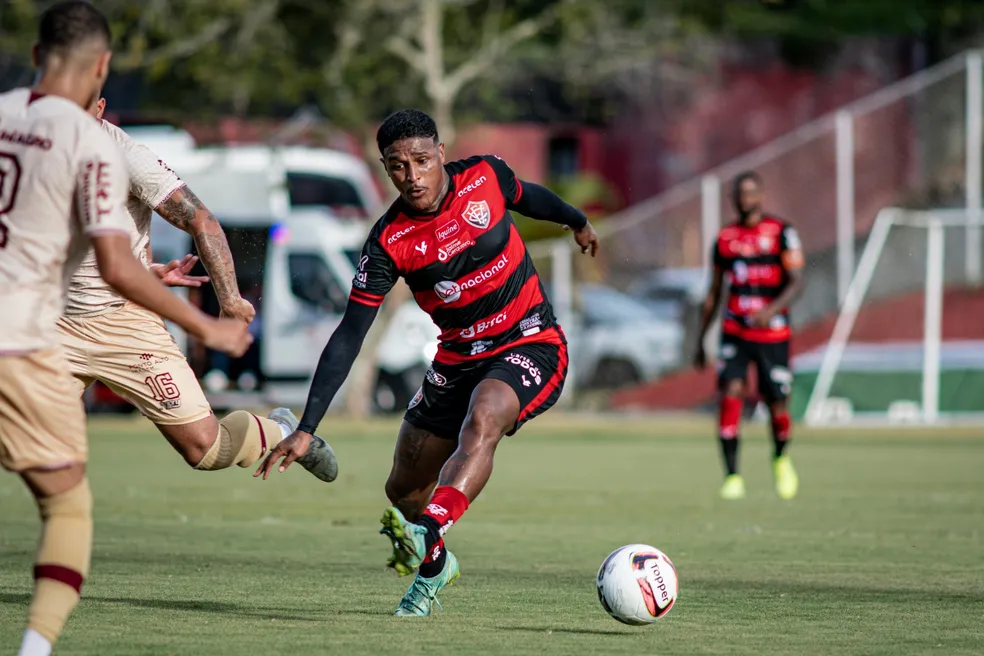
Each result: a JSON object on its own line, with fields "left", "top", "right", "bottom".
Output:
{"left": 2, "top": 0, "right": 981, "bottom": 125}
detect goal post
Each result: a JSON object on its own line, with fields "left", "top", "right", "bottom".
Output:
{"left": 802, "top": 207, "right": 984, "bottom": 427}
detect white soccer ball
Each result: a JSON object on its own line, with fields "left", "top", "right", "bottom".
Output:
{"left": 596, "top": 544, "right": 678, "bottom": 625}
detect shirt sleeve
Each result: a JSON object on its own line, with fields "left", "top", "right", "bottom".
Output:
{"left": 75, "top": 129, "right": 133, "bottom": 237}
{"left": 779, "top": 224, "right": 805, "bottom": 270}
{"left": 124, "top": 140, "right": 184, "bottom": 210}
{"left": 481, "top": 154, "right": 523, "bottom": 206}
{"left": 349, "top": 232, "right": 399, "bottom": 308}
{"left": 712, "top": 239, "right": 728, "bottom": 270}
{"left": 482, "top": 154, "right": 587, "bottom": 229}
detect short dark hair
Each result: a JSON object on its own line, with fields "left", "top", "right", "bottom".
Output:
{"left": 376, "top": 109, "right": 439, "bottom": 154}
{"left": 38, "top": 1, "right": 111, "bottom": 61}
{"left": 733, "top": 170, "right": 763, "bottom": 192}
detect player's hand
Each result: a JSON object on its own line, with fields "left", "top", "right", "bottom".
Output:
{"left": 150, "top": 255, "right": 210, "bottom": 287}
{"left": 220, "top": 296, "right": 256, "bottom": 325}
{"left": 694, "top": 344, "right": 708, "bottom": 370}
{"left": 254, "top": 430, "right": 313, "bottom": 480}
{"left": 567, "top": 222, "right": 599, "bottom": 257}
{"left": 748, "top": 309, "right": 774, "bottom": 328}
{"left": 200, "top": 317, "right": 252, "bottom": 357}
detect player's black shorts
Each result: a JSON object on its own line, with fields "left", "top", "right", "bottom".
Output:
{"left": 404, "top": 340, "right": 568, "bottom": 441}
{"left": 717, "top": 334, "right": 792, "bottom": 403}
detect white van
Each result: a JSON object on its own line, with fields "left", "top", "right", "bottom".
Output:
{"left": 127, "top": 129, "right": 438, "bottom": 413}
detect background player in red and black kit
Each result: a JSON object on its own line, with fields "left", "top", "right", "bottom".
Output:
{"left": 694, "top": 171, "right": 805, "bottom": 501}
{"left": 256, "top": 109, "right": 599, "bottom": 615}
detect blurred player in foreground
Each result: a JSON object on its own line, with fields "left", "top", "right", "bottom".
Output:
{"left": 257, "top": 109, "right": 599, "bottom": 615}
{"left": 694, "top": 171, "right": 805, "bottom": 500}
{"left": 52, "top": 95, "right": 338, "bottom": 483}
{"left": 0, "top": 4, "right": 251, "bottom": 654}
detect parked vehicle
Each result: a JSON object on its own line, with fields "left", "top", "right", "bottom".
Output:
{"left": 569, "top": 283, "right": 685, "bottom": 389}
{"left": 91, "top": 128, "right": 439, "bottom": 415}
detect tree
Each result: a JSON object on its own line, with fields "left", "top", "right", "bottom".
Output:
{"left": 381, "top": 0, "right": 566, "bottom": 147}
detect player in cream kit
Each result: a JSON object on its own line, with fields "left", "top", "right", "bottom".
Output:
{"left": 0, "top": 4, "right": 251, "bottom": 656}
{"left": 53, "top": 95, "right": 339, "bottom": 486}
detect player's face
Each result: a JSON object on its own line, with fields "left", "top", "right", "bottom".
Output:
{"left": 382, "top": 137, "right": 447, "bottom": 212}
{"left": 736, "top": 178, "right": 762, "bottom": 217}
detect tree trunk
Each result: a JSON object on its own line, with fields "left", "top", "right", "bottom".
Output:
{"left": 342, "top": 282, "right": 411, "bottom": 417}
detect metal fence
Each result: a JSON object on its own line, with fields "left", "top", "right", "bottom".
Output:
{"left": 538, "top": 49, "right": 984, "bottom": 346}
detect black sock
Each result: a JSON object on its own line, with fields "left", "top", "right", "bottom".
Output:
{"left": 417, "top": 515, "right": 442, "bottom": 553}
{"left": 719, "top": 437, "right": 739, "bottom": 476}
{"left": 773, "top": 438, "right": 790, "bottom": 459}
{"left": 418, "top": 545, "right": 448, "bottom": 578}
{"left": 415, "top": 515, "right": 447, "bottom": 578}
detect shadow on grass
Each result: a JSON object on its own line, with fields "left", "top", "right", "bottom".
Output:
{"left": 0, "top": 592, "right": 319, "bottom": 623}
{"left": 499, "top": 625, "right": 634, "bottom": 636}
{"left": 692, "top": 578, "right": 984, "bottom": 605}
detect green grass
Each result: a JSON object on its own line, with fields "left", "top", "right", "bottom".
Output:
{"left": 2, "top": 414, "right": 983, "bottom": 655}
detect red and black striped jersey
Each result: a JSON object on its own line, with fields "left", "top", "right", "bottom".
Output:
{"left": 350, "top": 155, "right": 563, "bottom": 364}
{"left": 713, "top": 215, "right": 804, "bottom": 343}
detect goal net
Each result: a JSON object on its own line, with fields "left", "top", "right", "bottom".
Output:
{"left": 802, "top": 208, "right": 984, "bottom": 427}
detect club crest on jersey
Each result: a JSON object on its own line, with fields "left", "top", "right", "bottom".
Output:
{"left": 462, "top": 199, "right": 491, "bottom": 229}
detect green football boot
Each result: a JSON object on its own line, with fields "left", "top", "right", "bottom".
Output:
{"left": 394, "top": 551, "right": 460, "bottom": 616}
{"left": 379, "top": 507, "right": 427, "bottom": 577}
{"left": 773, "top": 455, "right": 799, "bottom": 500}
{"left": 719, "top": 473, "right": 746, "bottom": 500}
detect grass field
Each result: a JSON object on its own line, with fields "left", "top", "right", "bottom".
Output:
{"left": 1, "top": 414, "right": 983, "bottom": 655}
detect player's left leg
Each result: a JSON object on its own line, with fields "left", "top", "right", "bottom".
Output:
{"left": 381, "top": 340, "right": 567, "bottom": 586}
{"left": 155, "top": 410, "right": 336, "bottom": 482}
{"left": 70, "top": 303, "right": 337, "bottom": 480}
{"left": 754, "top": 340, "right": 798, "bottom": 499}
{"left": 0, "top": 350, "right": 92, "bottom": 656}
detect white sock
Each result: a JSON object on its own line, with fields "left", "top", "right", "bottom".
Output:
{"left": 18, "top": 629, "right": 52, "bottom": 656}
{"left": 276, "top": 421, "right": 292, "bottom": 441}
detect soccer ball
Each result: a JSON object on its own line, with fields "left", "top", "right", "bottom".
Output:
{"left": 596, "top": 544, "right": 678, "bottom": 625}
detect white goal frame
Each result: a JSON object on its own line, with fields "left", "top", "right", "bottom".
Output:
{"left": 803, "top": 207, "right": 984, "bottom": 427}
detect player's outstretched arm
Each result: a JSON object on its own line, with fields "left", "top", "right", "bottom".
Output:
{"left": 156, "top": 186, "right": 254, "bottom": 323}
{"left": 694, "top": 266, "right": 725, "bottom": 370}
{"left": 512, "top": 182, "right": 600, "bottom": 256}
{"left": 482, "top": 156, "right": 598, "bottom": 256}
{"left": 91, "top": 233, "right": 251, "bottom": 357}
{"left": 254, "top": 299, "right": 379, "bottom": 479}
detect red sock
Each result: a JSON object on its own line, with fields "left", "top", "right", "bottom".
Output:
{"left": 423, "top": 539, "right": 445, "bottom": 565}
{"left": 419, "top": 486, "right": 470, "bottom": 549}
{"left": 771, "top": 410, "right": 791, "bottom": 457}
{"left": 771, "top": 411, "right": 791, "bottom": 440}
{"left": 719, "top": 395, "right": 742, "bottom": 439}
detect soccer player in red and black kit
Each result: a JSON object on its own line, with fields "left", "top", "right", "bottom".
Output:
{"left": 694, "top": 171, "right": 805, "bottom": 501}
{"left": 256, "top": 109, "right": 599, "bottom": 614}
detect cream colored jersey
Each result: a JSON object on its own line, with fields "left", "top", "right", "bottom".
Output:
{"left": 65, "top": 120, "right": 184, "bottom": 316}
{"left": 0, "top": 88, "right": 132, "bottom": 353}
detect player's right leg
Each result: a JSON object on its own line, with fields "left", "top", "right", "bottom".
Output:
{"left": 717, "top": 336, "right": 748, "bottom": 500}
{"left": 383, "top": 421, "right": 460, "bottom": 616}
{"left": 0, "top": 350, "right": 92, "bottom": 656}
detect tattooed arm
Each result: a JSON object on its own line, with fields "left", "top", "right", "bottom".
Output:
{"left": 156, "top": 186, "right": 255, "bottom": 323}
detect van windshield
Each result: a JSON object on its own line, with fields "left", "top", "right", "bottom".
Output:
{"left": 287, "top": 172, "right": 367, "bottom": 219}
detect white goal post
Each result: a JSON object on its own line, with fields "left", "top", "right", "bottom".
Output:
{"left": 803, "top": 207, "right": 984, "bottom": 427}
